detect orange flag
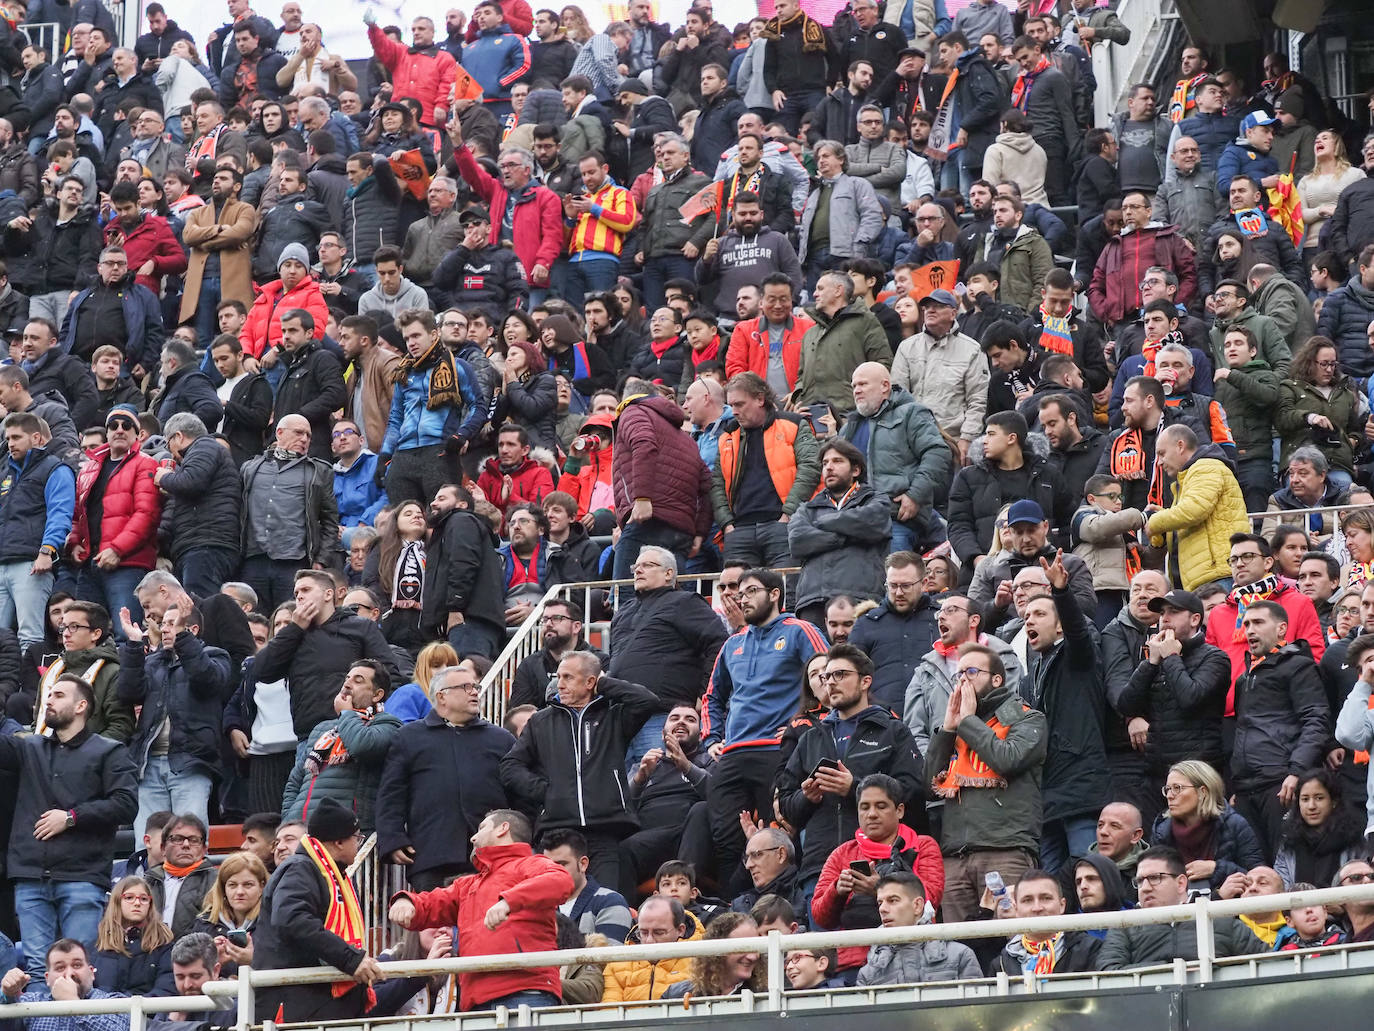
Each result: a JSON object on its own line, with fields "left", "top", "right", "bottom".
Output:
{"left": 388, "top": 149, "right": 431, "bottom": 202}
{"left": 907, "top": 260, "right": 960, "bottom": 302}
{"left": 679, "top": 181, "right": 724, "bottom": 224}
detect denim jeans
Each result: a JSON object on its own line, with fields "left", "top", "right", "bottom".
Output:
{"left": 625, "top": 711, "right": 668, "bottom": 778}
{"left": 176, "top": 547, "right": 241, "bottom": 599}
{"left": 642, "top": 254, "right": 695, "bottom": 311}
{"left": 1039, "top": 814, "right": 1099, "bottom": 874}
{"left": 0, "top": 561, "right": 55, "bottom": 649}
{"left": 565, "top": 259, "right": 619, "bottom": 305}
{"left": 193, "top": 276, "right": 221, "bottom": 348}
{"left": 14, "top": 879, "right": 107, "bottom": 977}
{"left": 447, "top": 619, "right": 504, "bottom": 660}
{"left": 239, "top": 555, "right": 305, "bottom": 614}
{"left": 484, "top": 990, "right": 558, "bottom": 1011}
{"left": 611, "top": 519, "right": 692, "bottom": 582}
{"left": 135, "top": 755, "right": 212, "bottom": 844}
{"left": 72, "top": 565, "right": 146, "bottom": 640}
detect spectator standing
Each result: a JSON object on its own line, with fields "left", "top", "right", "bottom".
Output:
{"left": 336, "top": 315, "right": 400, "bottom": 457}
{"left": 1315, "top": 246, "right": 1374, "bottom": 380}
{"left": 271, "top": 309, "right": 346, "bottom": 462}
{"left": 154, "top": 341, "right": 222, "bottom": 433}
{"left": 58, "top": 245, "right": 165, "bottom": 374}
{"left": 762, "top": 0, "right": 835, "bottom": 135}
{"left": 703, "top": 568, "right": 826, "bottom": 890}
{"left": 252, "top": 799, "right": 383, "bottom": 1023}
{"left": 387, "top": 809, "right": 571, "bottom": 1012}
{"left": 925, "top": 642, "right": 1047, "bottom": 922}
{"left": 1076, "top": 129, "right": 1120, "bottom": 220}
{"left": 154, "top": 414, "right": 243, "bottom": 599}
{"left": 37, "top": 602, "right": 130, "bottom": 742}
{"left": 237, "top": 416, "right": 338, "bottom": 609}
{"left": 210, "top": 337, "right": 272, "bottom": 467}
{"left": 4, "top": 176, "right": 100, "bottom": 327}
{"left": 712, "top": 372, "right": 821, "bottom": 568}
{"left": 364, "top": 11, "right": 457, "bottom": 127}
{"left": 421, "top": 484, "right": 506, "bottom": 659}
{"left": 0, "top": 411, "right": 75, "bottom": 650}
{"left": 1089, "top": 191, "right": 1197, "bottom": 336}
{"left": 501, "top": 652, "right": 659, "bottom": 889}
{"left": 798, "top": 142, "right": 884, "bottom": 292}
{"left": 888, "top": 292, "right": 986, "bottom": 464}
{"left": 179, "top": 167, "right": 257, "bottom": 351}
{"left": 462, "top": 2, "right": 532, "bottom": 122}
{"left": 847, "top": 552, "right": 939, "bottom": 710}
{"left": 969, "top": 500, "right": 1097, "bottom": 617}
{"left": 21, "top": 319, "right": 99, "bottom": 435}
{"left": 1152, "top": 136, "right": 1222, "bottom": 248}
{"left": 795, "top": 272, "right": 892, "bottom": 417}
{"left": 1169, "top": 77, "right": 1237, "bottom": 174}
{"left": 117, "top": 602, "right": 231, "bottom": 841}
{"left": 1008, "top": 35, "right": 1078, "bottom": 204}
{"left": 0, "top": 674, "right": 137, "bottom": 975}
{"left": 376, "top": 664, "right": 515, "bottom": 890}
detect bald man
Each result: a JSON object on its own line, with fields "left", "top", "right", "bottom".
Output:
{"left": 1090, "top": 801, "right": 1146, "bottom": 899}
{"left": 840, "top": 361, "right": 952, "bottom": 554}
{"left": 683, "top": 376, "right": 729, "bottom": 469}
{"left": 1219, "top": 865, "right": 1287, "bottom": 945}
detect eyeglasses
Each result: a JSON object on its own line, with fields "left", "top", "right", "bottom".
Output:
{"left": 508, "top": 516, "right": 537, "bottom": 526}
{"left": 740, "top": 585, "right": 770, "bottom": 597}
{"left": 60, "top": 624, "right": 91, "bottom": 634}
{"left": 632, "top": 560, "right": 665, "bottom": 571}
{"left": 742, "top": 845, "right": 784, "bottom": 863}
{"left": 1133, "top": 871, "right": 1173, "bottom": 889}
{"left": 955, "top": 666, "right": 989, "bottom": 680}
{"left": 331, "top": 428, "right": 358, "bottom": 439}
{"left": 887, "top": 581, "right": 920, "bottom": 593}
{"left": 438, "top": 682, "right": 481, "bottom": 694}
{"left": 858, "top": 118, "right": 883, "bottom": 125}
{"left": 818, "top": 668, "right": 857, "bottom": 684}
{"left": 121, "top": 893, "right": 152, "bottom": 903}
{"left": 1336, "top": 605, "right": 1361, "bottom": 617}
{"left": 1228, "top": 552, "right": 1264, "bottom": 566}
{"left": 1340, "top": 871, "right": 1374, "bottom": 885}
{"left": 542, "top": 614, "right": 571, "bottom": 623}
{"left": 1161, "top": 784, "right": 1194, "bottom": 797}
{"left": 1139, "top": 279, "right": 1165, "bottom": 289}
{"left": 106, "top": 417, "right": 136, "bottom": 431}
{"left": 1093, "top": 491, "right": 1123, "bottom": 500}
{"left": 1316, "top": 359, "right": 1340, "bottom": 369}
{"left": 165, "top": 835, "right": 204, "bottom": 846}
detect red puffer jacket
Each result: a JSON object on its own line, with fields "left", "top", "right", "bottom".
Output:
{"left": 397, "top": 843, "right": 572, "bottom": 1010}
{"left": 104, "top": 213, "right": 187, "bottom": 294}
{"left": 368, "top": 24, "right": 459, "bottom": 125}
{"left": 239, "top": 276, "right": 329, "bottom": 358}
{"left": 67, "top": 443, "right": 162, "bottom": 569}
{"left": 611, "top": 394, "right": 713, "bottom": 539}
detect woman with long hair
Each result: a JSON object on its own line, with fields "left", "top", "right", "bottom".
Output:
{"left": 502, "top": 310, "right": 540, "bottom": 349}
{"left": 498, "top": 340, "right": 560, "bottom": 453}
{"left": 893, "top": 294, "right": 921, "bottom": 339}
{"left": 614, "top": 279, "right": 648, "bottom": 338}
{"left": 560, "top": 5, "right": 594, "bottom": 43}
{"left": 192, "top": 851, "right": 268, "bottom": 975}
{"left": 1149, "top": 759, "right": 1265, "bottom": 891}
{"left": 1298, "top": 130, "right": 1366, "bottom": 255}
{"left": 663, "top": 913, "right": 766, "bottom": 998}
{"left": 95, "top": 876, "right": 175, "bottom": 996}
{"left": 368, "top": 499, "right": 429, "bottom": 652}
{"left": 1329, "top": 586, "right": 1363, "bottom": 641}
{"left": 1269, "top": 524, "right": 1310, "bottom": 580}
{"left": 1341, "top": 508, "right": 1374, "bottom": 589}
{"left": 1273, "top": 768, "right": 1364, "bottom": 889}
{"left": 387, "top": 641, "right": 461, "bottom": 722}
{"left": 1275, "top": 336, "right": 1363, "bottom": 483}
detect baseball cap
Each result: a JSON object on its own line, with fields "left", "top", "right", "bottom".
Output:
{"left": 459, "top": 205, "right": 491, "bottom": 224}
{"left": 1240, "top": 110, "right": 1277, "bottom": 132}
{"left": 1006, "top": 499, "right": 1046, "bottom": 525}
{"left": 918, "top": 288, "right": 958, "bottom": 308}
{"left": 1147, "top": 589, "right": 1203, "bottom": 616}
{"left": 898, "top": 46, "right": 926, "bottom": 59}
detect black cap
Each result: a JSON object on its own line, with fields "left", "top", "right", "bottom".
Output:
{"left": 306, "top": 798, "right": 359, "bottom": 842}
{"left": 898, "top": 46, "right": 926, "bottom": 59}
{"left": 459, "top": 205, "right": 491, "bottom": 224}
{"left": 1147, "top": 589, "right": 1203, "bottom": 616}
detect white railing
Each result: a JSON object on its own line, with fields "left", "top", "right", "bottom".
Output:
{"left": 346, "top": 831, "right": 409, "bottom": 957}
{"left": 0, "top": 991, "right": 221, "bottom": 1031}
{"left": 194, "top": 882, "right": 1374, "bottom": 1029}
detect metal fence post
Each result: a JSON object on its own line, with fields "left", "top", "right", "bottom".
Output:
{"left": 1193, "top": 896, "right": 1214, "bottom": 982}
{"left": 237, "top": 966, "right": 254, "bottom": 1031}
{"left": 129, "top": 995, "right": 144, "bottom": 1031}
{"left": 766, "top": 930, "right": 783, "bottom": 1010}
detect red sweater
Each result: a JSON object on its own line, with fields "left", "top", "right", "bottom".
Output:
{"left": 1205, "top": 582, "right": 1325, "bottom": 714}
{"left": 811, "top": 829, "right": 945, "bottom": 971}
{"left": 397, "top": 843, "right": 573, "bottom": 1010}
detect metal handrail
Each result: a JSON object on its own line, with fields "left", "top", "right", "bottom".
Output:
{"left": 0, "top": 993, "right": 220, "bottom": 1031}
{"left": 203, "top": 882, "right": 1374, "bottom": 1027}
{"left": 1250, "top": 501, "right": 1370, "bottom": 520}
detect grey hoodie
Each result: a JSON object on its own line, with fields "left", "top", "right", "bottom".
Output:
{"left": 357, "top": 276, "right": 431, "bottom": 321}
{"left": 983, "top": 131, "right": 1048, "bottom": 206}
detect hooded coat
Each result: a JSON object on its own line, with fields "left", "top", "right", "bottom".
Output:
{"left": 982, "top": 131, "right": 1048, "bottom": 205}
{"left": 1144, "top": 443, "right": 1251, "bottom": 591}
{"left": 611, "top": 395, "right": 713, "bottom": 539}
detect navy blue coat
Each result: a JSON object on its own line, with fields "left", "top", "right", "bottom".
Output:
{"left": 60, "top": 278, "right": 166, "bottom": 372}
{"left": 156, "top": 366, "right": 223, "bottom": 433}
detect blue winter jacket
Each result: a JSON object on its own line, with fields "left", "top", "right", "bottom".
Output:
{"left": 1216, "top": 139, "right": 1279, "bottom": 195}
{"left": 703, "top": 612, "right": 828, "bottom": 750}
{"left": 462, "top": 24, "right": 531, "bottom": 102}
{"left": 380, "top": 353, "right": 486, "bottom": 455}
{"left": 60, "top": 279, "right": 165, "bottom": 370}
{"left": 333, "top": 450, "right": 387, "bottom": 529}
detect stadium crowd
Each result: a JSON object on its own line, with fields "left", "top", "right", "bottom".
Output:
{"left": 1, "top": 0, "right": 1374, "bottom": 1020}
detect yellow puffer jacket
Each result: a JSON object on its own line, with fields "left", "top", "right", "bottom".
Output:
{"left": 601, "top": 911, "right": 705, "bottom": 1002}
{"left": 1145, "top": 448, "right": 1250, "bottom": 590}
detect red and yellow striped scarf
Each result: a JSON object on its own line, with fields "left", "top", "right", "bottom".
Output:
{"left": 302, "top": 836, "right": 375, "bottom": 1008}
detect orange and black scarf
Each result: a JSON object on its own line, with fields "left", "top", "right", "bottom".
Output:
{"left": 932, "top": 709, "right": 1022, "bottom": 797}
{"left": 1227, "top": 573, "right": 1280, "bottom": 643}
{"left": 393, "top": 337, "right": 459, "bottom": 411}
{"left": 762, "top": 9, "right": 827, "bottom": 52}
{"left": 302, "top": 836, "right": 376, "bottom": 1009}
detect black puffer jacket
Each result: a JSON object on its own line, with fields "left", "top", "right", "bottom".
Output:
{"left": 253, "top": 193, "right": 331, "bottom": 279}
{"left": 4, "top": 200, "right": 101, "bottom": 294}
{"left": 306, "top": 155, "right": 351, "bottom": 233}
{"left": 500, "top": 675, "right": 661, "bottom": 832}
{"left": 158, "top": 435, "right": 243, "bottom": 561}
{"left": 946, "top": 444, "right": 1076, "bottom": 562}
{"left": 847, "top": 597, "right": 939, "bottom": 712}
{"left": 430, "top": 242, "right": 529, "bottom": 314}
{"left": 156, "top": 366, "right": 223, "bottom": 432}
{"left": 341, "top": 157, "right": 402, "bottom": 259}
{"left": 1231, "top": 640, "right": 1330, "bottom": 792}
{"left": 1030, "top": 585, "right": 1112, "bottom": 824}
{"left": 0, "top": 725, "right": 137, "bottom": 884}
{"left": 95, "top": 933, "right": 175, "bottom": 997}
{"left": 117, "top": 632, "right": 232, "bottom": 779}
{"left": 608, "top": 586, "right": 730, "bottom": 711}
{"left": 497, "top": 370, "right": 559, "bottom": 453}
{"left": 375, "top": 712, "right": 515, "bottom": 876}
{"left": 775, "top": 705, "right": 925, "bottom": 880}
{"left": 251, "top": 611, "right": 400, "bottom": 739}
{"left": 273, "top": 342, "right": 347, "bottom": 460}
{"left": 26, "top": 347, "right": 99, "bottom": 433}
{"left": 420, "top": 507, "right": 506, "bottom": 639}
{"left": 1101, "top": 605, "right": 1148, "bottom": 760}
{"left": 1149, "top": 804, "right": 1266, "bottom": 890}
{"left": 1115, "top": 630, "right": 1230, "bottom": 775}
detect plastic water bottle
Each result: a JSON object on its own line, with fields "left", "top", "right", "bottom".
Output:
{"left": 985, "top": 871, "right": 1013, "bottom": 915}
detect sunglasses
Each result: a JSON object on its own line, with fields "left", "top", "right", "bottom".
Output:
{"left": 107, "top": 417, "right": 137, "bottom": 431}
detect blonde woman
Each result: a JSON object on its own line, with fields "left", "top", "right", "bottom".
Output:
{"left": 1297, "top": 130, "right": 1365, "bottom": 255}
{"left": 95, "top": 876, "right": 175, "bottom": 996}
{"left": 387, "top": 641, "right": 460, "bottom": 722}
{"left": 192, "top": 851, "right": 268, "bottom": 976}
{"left": 1149, "top": 760, "right": 1265, "bottom": 891}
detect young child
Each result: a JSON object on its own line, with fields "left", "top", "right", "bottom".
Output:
{"left": 1071, "top": 474, "right": 1146, "bottom": 628}
{"left": 1211, "top": 324, "right": 1279, "bottom": 513}
{"left": 1274, "top": 885, "right": 1347, "bottom": 950}
{"left": 655, "top": 860, "right": 724, "bottom": 930}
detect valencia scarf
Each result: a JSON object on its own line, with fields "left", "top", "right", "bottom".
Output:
{"left": 763, "top": 10, "right": 828, "bottom": 52}
{"left": 36, "top": 657, "right": 106, "bottom": 737}
{"left": 932, "top": 710, "right": 1021, "bottom": 797}
{"left": 304, "top": 707, "right": 382, "bottom": 776}
{"left": 1011, "top": 56, "right": 1052, "bottom": 112}
{"left": 302, "top": 836, "right": 375, "bottom": 1008}
{"left": 393, "top": 336, "right": 460, "bottom": 411}
{"left": 1139, "top": 330, "right": 1185, "bottom": 378}
{"left": 392, "top": 539, "right": 425, "bottom": 610}
{"left": 1037, "top": 307, "right": 1075, "bottom": 356}
{"left": 1169, "top": 73, "right": 1208, "bottom": 122}
{"left": 1007, "top": 932, "right": 1064, "bottom": 975}
{"left": 1226, "top": 573, "right": 1281, "bottom": 643}
{"left": 823, "top": 482, "right": 860, "bottom": 510}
